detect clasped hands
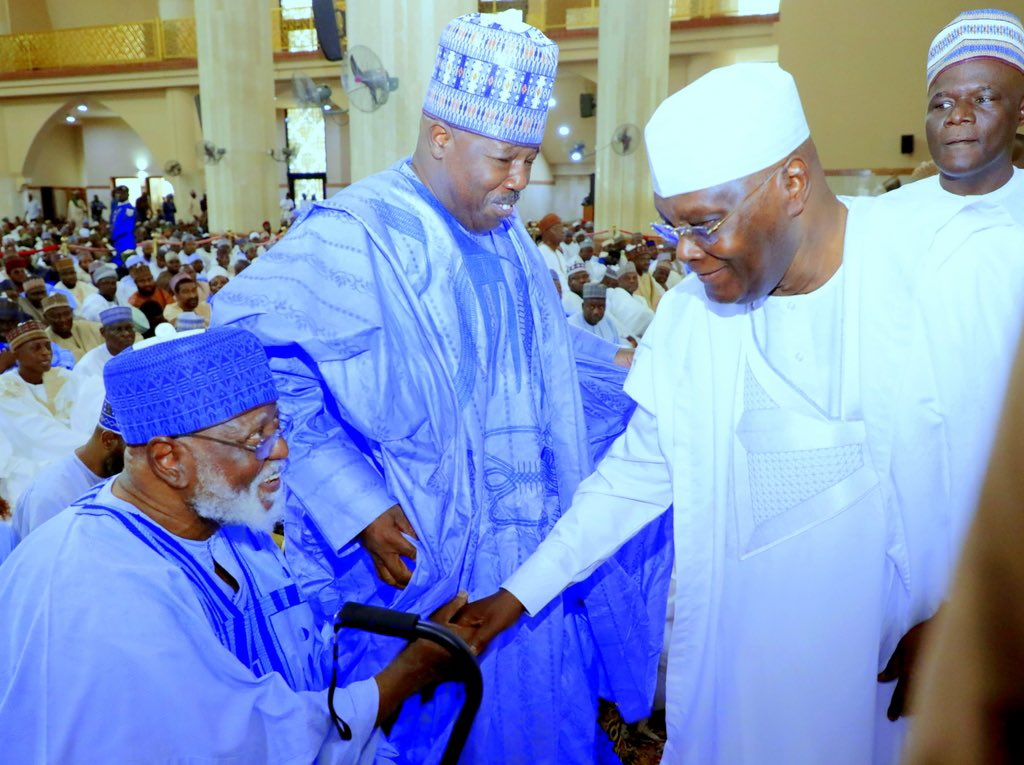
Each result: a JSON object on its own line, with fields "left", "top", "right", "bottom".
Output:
{"left": 358, "top": 504, "right": 525, "bottom": 657}
{"left": 360, "top": 505, "right": 938, "bottom": 703}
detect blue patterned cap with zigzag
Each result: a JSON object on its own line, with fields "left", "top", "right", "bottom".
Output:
{"left": 103, "top": 326, "right": 278, "bottom": 445}
{"left": 423, "top": 10, "right": 558, "bottom": 148}
{"left": 927, "top": 8, "right": 1024, "bottom": 88}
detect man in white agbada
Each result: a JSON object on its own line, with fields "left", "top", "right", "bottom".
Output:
{"left": 66, "top": 305, "right": 137, "bottom": 435}
{"left": 456, "top": 63, "right": 951, "bottom": 764}
{"left": 537, "top": 212, "right": 570, "bottom": 291}
{"left": 562, "top": 259, "right": 588, "bottom": 315}
{"left": 78, "top": 264, "right": 125, "bottom": 322}
{"left": 0, "top": 326, "right": 474, "bottom": 764}
{"left": 568, "top": 283, "right": 622, "bottom": 345}
{"left": 12, "top": 399, "right": 124, "bottom": 542}
{"left": 872, "top": 9, "right": 1024, "bottom": 601}
{"left": 0, "top": 320, "right": 80, "bottom": 505}
{"left": 51, "top": 256, "right": 97, "bottom": 315}
{"left": 24, "top": 193, "right": 41, "bottom": 221}
{"left": 604, "top": 263, "right": 653, "bottom": 341}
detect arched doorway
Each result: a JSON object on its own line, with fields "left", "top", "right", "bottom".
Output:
{"left": 21, "top": 99, "right": 157, "bottom": 222}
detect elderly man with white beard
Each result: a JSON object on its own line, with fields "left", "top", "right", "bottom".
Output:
{"left": 0, "top": 327, "right": 473, "bottom": 765}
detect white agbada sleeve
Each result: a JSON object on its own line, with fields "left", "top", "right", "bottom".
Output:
{"left": 0, "top": 372, "right": 81, "bottom": 459}
{"left": 503, "top": 405, "right": 673, "bottom": 614}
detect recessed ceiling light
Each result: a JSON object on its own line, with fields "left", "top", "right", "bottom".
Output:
{"left": 76, "top": 104, "right": 88, "bottom": 112}
{"left": 548, "top": 97, "right": 557, "bottom": 108}
{"left": 323, "top": 104, "right": 332, "bottom": 111}
{"left": 65, "top": 115, "right": 76, "bottom": 123}
{"left": 557, "top": 124, "right": 570, "bottom": 137}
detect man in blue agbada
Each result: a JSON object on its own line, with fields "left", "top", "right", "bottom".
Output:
{"left": 214, "top": 9, "right": 671, "bottom": 764}
{"left": 0, "top": 327, "right": 473, "bottom": 764}
{"left": 109, "top": 184, "right": 136, "bottom": 262}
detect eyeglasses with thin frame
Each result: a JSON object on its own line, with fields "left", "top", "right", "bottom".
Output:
{"left": 179, "top": 424, "right": 284, "bottom": 461}
{"left": 650, "top": 163, "right": 786, "bottom": 248}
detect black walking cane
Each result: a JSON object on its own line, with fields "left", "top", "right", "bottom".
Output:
{"left": 328, "top": 603, "right": 483, "bottom": 765}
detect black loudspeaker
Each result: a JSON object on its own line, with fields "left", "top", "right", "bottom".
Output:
{"left": 900, "top": 134, "right": 914, "bottom": 155}
{"left": 194, "top": 94, "right": 202, "bottom": 128}
{"left": 313, "top": 0, "right": 344, "bottom": 61}
{"left": 580, "top": 93, "right": 595, "bottom": 118}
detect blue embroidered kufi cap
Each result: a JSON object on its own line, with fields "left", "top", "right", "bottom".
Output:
{"left": 103, "top": 327, "right": 278, "bottom": 445}
{"left": 422, "top": 10, "right": 558, "bottom": 148}
{"left": 99, "top": 306, "right": 133, "bottom": 327}
{"left": 927, "top": 9, "right": 1024, "bottom": 88}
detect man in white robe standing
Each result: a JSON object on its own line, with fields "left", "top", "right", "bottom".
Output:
{"left": 869, "top": 9, "right": 1024, "bottom": 662}
{"left": 456, "top": 63, "right": 953, "bottom": 764}
{"left": 537, "top": 213, "right": 570, "bottom": 291}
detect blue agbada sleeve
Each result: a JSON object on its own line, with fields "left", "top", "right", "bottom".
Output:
{"left": 272, "top": 357, "right": 396, "bottom": 555}
{"left": 568, "top": 322, "right": 637, "bottom": 462}
{"left": 212, "top": 210, "right": 414, "bottom": 557}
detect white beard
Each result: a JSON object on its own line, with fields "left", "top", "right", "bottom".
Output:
{"left": 191, "top": 460, "right": 285, "bottom": 534}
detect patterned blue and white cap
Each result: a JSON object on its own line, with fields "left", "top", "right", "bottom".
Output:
{"left": 103, "top": 327, "right": 278, "bottom": 445}
{"left": 99, "top": 306, "right": 133, "bottom": 327}
{"left": 423, "top": 10, "right": 558, "bottom": 148}
{"left": 175, "top": 312, "right": 206, "bottom": 331}
{"left": 927, "top": 9, "right": 1024, "bottom": 89}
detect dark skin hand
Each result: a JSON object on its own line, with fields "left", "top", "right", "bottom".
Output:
{"left": 452, "top": 589, "right": 526, "bottom": 656}
{"left": 0, "top": 495, "right": 9, "bottom": 521}
{"left": 358, "top": 504, "right": 418, "bottom": 588}
{"left": 878, "top": 615, "right": 936, "bottom": 720}
{"left": 374, "top": 591, "right": 477, "bottom": 725}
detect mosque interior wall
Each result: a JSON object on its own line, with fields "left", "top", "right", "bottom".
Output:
{"left": 0, "top": 0, "right": 1019, "bottom": 224}
{"left": 81, "top": 118, "right": 154, "bottom": 190}
{"left": 777, "top": 0, "right": 986, "bottom": 175}
{"left": 5, "top": 0, "right": 160, "bottom": 34}
{"left": 22, "top": 118, "right": 82, "bottom": 188}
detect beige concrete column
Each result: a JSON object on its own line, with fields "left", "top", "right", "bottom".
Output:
{"left": 162, "top": 87, "right": 204, "bottom": 203}
{"left": 595, "top": 0, "right": 670, "bottom": 233}
{"left": 345, "top": 0, "right": 473, "bottom": 182}
{"left": 194, "top": 0, "right": 277, "bottom": 232}
{"left": 0, "top": 108, "right": 20, "bottom": 219}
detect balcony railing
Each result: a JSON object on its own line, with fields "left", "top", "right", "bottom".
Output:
{"left": 0, "top": 11, "right": 321, "bottom": 75}
{"left": 0, "top": 1, "right": 773, "bottom": 75}
{"left": 478, "top": 0, "right": 775, "bottom": 31}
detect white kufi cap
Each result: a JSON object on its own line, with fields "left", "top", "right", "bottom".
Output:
{"left": 645, "top": 63, "right": 810, "bottom": 197}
